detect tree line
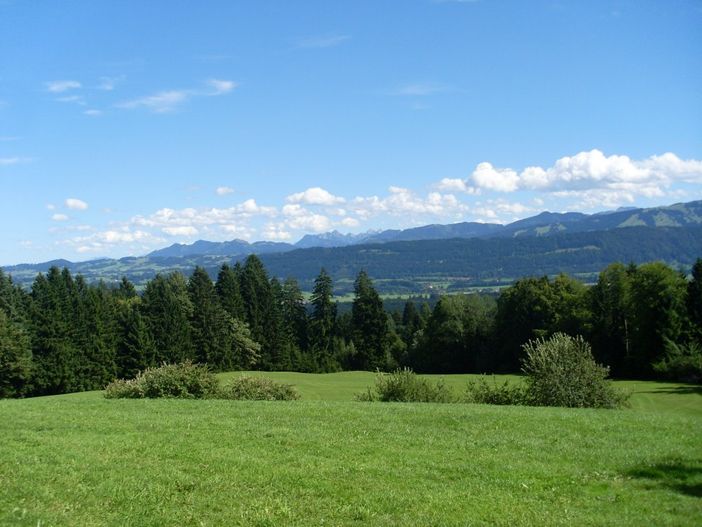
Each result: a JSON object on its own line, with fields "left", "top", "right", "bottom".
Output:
{"left": 1, "top": 256, "right": 701, "bottom": 397}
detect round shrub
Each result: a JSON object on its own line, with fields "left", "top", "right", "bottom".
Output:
{"left": 105, "top": 361, "right": 220, "bottom": 399}
{"left": 356, "top": 368, "right": 455, "bottom": 403}
{"left": 521, "top": 333, "right": 628, "bottom": 408}
{"left": 218, "top": 375, "right": 300, "bottom": 401}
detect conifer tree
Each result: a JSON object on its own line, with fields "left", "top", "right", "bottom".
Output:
{"left": 0, "top": 309, "right": 32, "bottom": 398}
{"left": 309, "top": 268, "right": 336, "bottom": 369}
{"left": 115, "top": 297, "right": 155, "bottom": 378}
{"left": 215, "top": 263, "right": 245, "bottom": 321}
{"left": 351, "top": 271, "right": 388, "bottom": 370}
{"left": 141, "top": 272, "right": 194, "bottom": 364}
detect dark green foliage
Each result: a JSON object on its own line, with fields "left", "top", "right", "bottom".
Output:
{"left": 115, "top": 298, "right": 155, "bottom": 379}
{"left": 104, "top": 361, "right": 220, "bottom": 399}
{"left": 627, "top": 262, "right": 688, "bottom": 376}
{"left": 351, "top": 271, "right": 389, "bottom": 370}
{"left": 308, "top": 268, "right": 337, "bottom": 369}
{"left": 464, "top": 377, "right": 527, "bottom": 406}
{"left": 653, "top": 340, "right": 702, "bottom": 384}
{"left": 218, "top": 375, "right": 300, "bottom": 400}
{"left": 215, "top": 263, "right": 245, "bottom": 321}
{"left": 587, "top": 263, "right": 634, "bottom": 376}
{"left": 687, "top": 258, "right": 702, "bottom": 346}
{"left": 141, "top": 272, "right": 194, "bottom": 364}
{"left": 521, "top": 333, "right": 628, "bottom": 408}
{"left": 412, "top": 294, "right": 496, "bottom": 373}
{"left": 356, "top": 368, "right": 455, "bottom": 402}
{"left": 0, "top": 310, "right": 32, "bottom": 398}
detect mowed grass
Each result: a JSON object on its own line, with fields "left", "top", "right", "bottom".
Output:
{"left": 0, "top": 373, "right": 700, "bottom": 526}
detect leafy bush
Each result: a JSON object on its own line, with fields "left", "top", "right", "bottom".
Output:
{"left": 464, "top": 377, "right": 527, "bottom": 406}
{"left": 356, "top": 368, "right": 455, "bottom": 403}
{"left": 521, "top": 333, "right": 628, "bottom": 408}
{"left": 653, "top": 339, "right": 702, "bottom": 384}
{"left": 218, "top": 375, "right": 300, "bottom": 401}
{"left": 104, "top": 361, "right": 220, "bottom": 399}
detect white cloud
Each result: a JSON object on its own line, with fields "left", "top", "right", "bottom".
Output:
{"left": 162, "top": 226, "right": 199, "bottom": 236}
{"left": 52, "top": 213, "right": 69, "bottom": 221}
{"left": 117, "top": 79, "right": 238, "bottom": 113}
{"left": 46, "top": 80, "right": 81, "bottom": 93}
{"left": 286, "top": 187, "right": 345, "bottom": 206}
{"left": 262, "top": 224, "right": 293, "bottom": 240}
{"left": 47, "top": 204, "right": 56, "bottom": 210}
{"left": 466, "top": 150, "right": 702, "bottom": 196}
{"left": 117, "top": 90, "right": 189, "bottom": 113}
{"left": 205, "top": 79, "right": 238, "bottom": 95}
{"left": 84, "top": 109, "right": 102, "bottom": 117}
{"left": 472, "top": 162, "right": 520, "bottom": 192}
{"left": 296, "top": 34, "right": 350, "bottom": 48}
{"left": 351, "top": 187, "right": 468, "bottom": 220}
{"left": 56, "top": 95, "right": 86, "bottom": 105}
{"left": 216, "top": 186, "right": 234, "bottom": 196}
{"left": 65, "top": 198, "right": 88, "bottom": 210}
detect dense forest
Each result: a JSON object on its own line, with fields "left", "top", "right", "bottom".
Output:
{"left": 1, "top": 256, "right": 701, "bottom": 398}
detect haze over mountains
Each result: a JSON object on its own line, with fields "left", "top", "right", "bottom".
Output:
{"left": 4, "top": 200, "right": 702, "bottom": 292}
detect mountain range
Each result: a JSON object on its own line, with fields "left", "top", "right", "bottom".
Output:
{"left": 3, "top": 199, "right": 702, "bottom": 292}
{"left": 146, "top": 200, "right": 702, "bottom": 259}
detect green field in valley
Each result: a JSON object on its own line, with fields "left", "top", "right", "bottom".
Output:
{"left": 1, "top": 372, "right": 700, "bottom": 526}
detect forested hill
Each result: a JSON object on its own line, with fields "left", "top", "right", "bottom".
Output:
{"left": 4, "top": 225, "right": 702, "bottom": 294}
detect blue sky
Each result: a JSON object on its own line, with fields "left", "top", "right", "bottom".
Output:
{"left": 1, "top": 0, "right": 701, "bottom": 265}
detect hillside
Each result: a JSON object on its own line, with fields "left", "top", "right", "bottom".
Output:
{"left": 4, "top": 224, "right": 702, "bottom": 294}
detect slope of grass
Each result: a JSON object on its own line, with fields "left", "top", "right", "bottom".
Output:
{"left": 0, "top": 373, "right": 700, "bottom": 526}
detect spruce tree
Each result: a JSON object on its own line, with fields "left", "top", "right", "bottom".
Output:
{"left": 351, "top": 271, "right": 388, "bottom": 371}
{"left": 0, "top": 309, "right": 32, "bottom": 398}
{"left": 309, "top": 268, "right": 336, "bottom": 370}
{"left": 115, "top": 297, "right": 155, "bottom": 378}
{"left": 215, "top": 263, "right": 245, "bottom": 321}
{"left": 141, "top": 272, "right": 194, "bottom": 364}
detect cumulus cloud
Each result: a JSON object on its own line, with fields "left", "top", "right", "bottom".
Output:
{"left": 65, "top": 198, "right": 88, "bottom": 210}
{"left": 52, "top": 213, "right": 69, "bottom": 221}
{"left": 464, "top": 150, "right": 702, "bottom": 196}
{"left": 286, "top": 187, "right": 345, "bottom": 206}
{"left": 46, "top": 80, "right": 81, "bottom": 93}
{"left": 162, "top": 226, "right": 199, "bottom": 236}
{"left": 216, "top": 186, "right": 234, "bottom": 196}
{"left": 351, "top": 186, "right": 468, "bottom": 220}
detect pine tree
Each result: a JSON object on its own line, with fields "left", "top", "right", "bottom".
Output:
{"left": 215, "top": 263, "right": 245, "bottom": 321}
{"left": 687, "top": 259, "right": 702, "bottom": 346}
{"left": 351, "top": 271, "right": 388, "bottom": 371}
{"left": 0, "top": 309, "right": 32, "bottom": 398}
{"left": 309, "top": 268, "right": 336, "bottom": 370}
{"left": 141, "top": 272, "right": 194, "bottom": 364}
{"left": 188, "top": 267, "right": 234, "bottom": 369}
{"left": 115, "top": 297, "right": 155, "bottom": 378}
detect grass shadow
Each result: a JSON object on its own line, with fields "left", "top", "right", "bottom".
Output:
{"left": 637, "top": 385, "right": 702, "bottom": 395}
{"left": 626, "top": 460, "right": 702, "bottom": 497}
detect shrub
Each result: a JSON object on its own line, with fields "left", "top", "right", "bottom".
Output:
{"left": 356, "top": 368, "right": 455, "bottom": 403}
{"left": 521, "top": 333, "right": 628, "bottom": 409}
{"left": 464, "top": 377, "right": 527, "bottom": 406}
{"left": 104, "top": 361, "right": 220, "bottom": 399}
{"left": 653, "top": 339, "right": 702, "bottom": 384}
{"left": 218, "top": 375, "right": 300, "bottom": 401}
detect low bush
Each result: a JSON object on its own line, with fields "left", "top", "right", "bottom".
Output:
{"left": 218, "top": 375, "right": 300, "bottom": 401}
{"left": 521, "top": 333, "right": 628, "bottom": 409}
{"left": 653, "top": 339, "right": 702, "bottom": 384}
{"left": 104, "top": 361, "right": 220, "bottom": 399}
{"left": 356, "top": 368, "right": 455, "bottom": 403}
{"left": 464, "top": 377, "right": 527, "bottom": 406}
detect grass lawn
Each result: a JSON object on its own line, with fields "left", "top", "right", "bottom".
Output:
{"left": 0, "top": 373, "right": 700, "bottom": 526}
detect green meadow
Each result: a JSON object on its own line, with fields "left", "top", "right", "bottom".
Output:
{"left": 1, "top": 372, "right": 700, "bottom": 526}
